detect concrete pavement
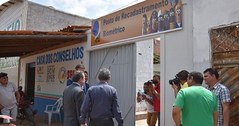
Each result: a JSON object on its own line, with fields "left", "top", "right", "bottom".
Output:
{"left": 16, "top": 117, "right": 147, "bottom": 126}
{"left": 136, "top": 119, "right": 147, "bottom": 126}
{"left": 16, "top": 110, "right": 148, "bottom": 126}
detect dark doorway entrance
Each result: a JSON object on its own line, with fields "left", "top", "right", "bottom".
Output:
{"left": 25, "top": 62, "right": 35, "bottom": 104}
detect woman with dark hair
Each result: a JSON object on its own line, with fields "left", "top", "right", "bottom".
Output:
{"left": 137, "top": 81, "right": 157, "bottom": 126}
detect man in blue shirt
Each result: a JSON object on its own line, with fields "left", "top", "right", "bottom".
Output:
{"left": 80, "top": 68, "right": 123, "bottom": 126}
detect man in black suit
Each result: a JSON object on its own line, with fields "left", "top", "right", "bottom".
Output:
{"left": 63, "top": 71, "right": 85, "bottom": 126}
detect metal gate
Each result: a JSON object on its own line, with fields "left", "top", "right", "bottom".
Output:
{"left": 89, "top": 44, "right": 136, "bottom": 126}
{"left": 210, "top": 24, "right": 239, "bottom": 126}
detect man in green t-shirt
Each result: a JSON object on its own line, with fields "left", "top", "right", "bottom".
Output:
{"left": 172, "top": 72, "right": 218, "bottom": 126}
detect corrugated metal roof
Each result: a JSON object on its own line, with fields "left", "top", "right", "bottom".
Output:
{"left": 0, "top": 1, "right": 91, "bottom": 58}
{"left": 0, "top": 26, "right": 91, "bottom": 57}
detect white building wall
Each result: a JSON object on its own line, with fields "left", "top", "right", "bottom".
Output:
{"left": 0, "top": 0, "right": 27, "bottom": 30}
{"left": 0, "top": 0, "right": 28, "bottom": 85}
{"left": 26, "top": 2, "right": 91, "bottom": 31}
{"left": 20, "top": 42, "right": 88, "bottom": 95}
{"left": 135, "top": 39, "right": 154, "bottom": 112}
{"left": 160, "top": 0, "right": 193, "bottom": 125}
{"left": 193, "top": 0, "right": 239, "bottom": 72}
{"left": 0, "top": 1, "right": 91, "bottom": 31}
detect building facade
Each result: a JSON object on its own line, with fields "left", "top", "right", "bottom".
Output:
{"left": 0, "top": 0, "right": 238, "bottom": 125}
{"left": 0, "top": 0, "right": 91, "bottom": 84}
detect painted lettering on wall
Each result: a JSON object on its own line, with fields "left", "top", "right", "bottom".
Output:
{"left": 46, "top": 65, "right": 55, "bottom": 82}
{"left": 5, "top": 19, "right": 21, "bottom": 31}
{"left": 36, "top": 46, "right": 84, "bottom": 65}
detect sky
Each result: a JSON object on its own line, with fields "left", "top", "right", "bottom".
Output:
{"left": 0, "top": 0, "right": 144, "bottom": 19}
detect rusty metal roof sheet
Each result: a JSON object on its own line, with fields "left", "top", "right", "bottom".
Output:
{"left": 0, "top": 27, "right": 90, "bottom": 57}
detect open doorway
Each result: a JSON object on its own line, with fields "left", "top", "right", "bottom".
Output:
{"left": 209, "top": 23, "right": 239, "bottom": 125}
{"left": 25, "top": 62, "right": 36, "bottom": 104}
{"left": 136, "top": 38, "right": 160, "bottom": 126}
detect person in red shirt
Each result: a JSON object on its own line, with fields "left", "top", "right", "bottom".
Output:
{"left": 151, "top": 75, "right": 160, "bottom": 126}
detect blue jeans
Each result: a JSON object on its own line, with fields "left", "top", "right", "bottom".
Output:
{"left": 158, "top": 112, "right": 160, "bottom": 126}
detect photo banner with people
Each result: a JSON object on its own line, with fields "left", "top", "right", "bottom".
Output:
{"left": 91, "top": 0, "right": 183, "bottom": 46}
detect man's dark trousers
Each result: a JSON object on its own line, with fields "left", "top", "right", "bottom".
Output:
{"left": 89, "top": 118, "right": 114, "bottom": 126}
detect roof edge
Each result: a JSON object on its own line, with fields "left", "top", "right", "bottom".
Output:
{"left": 0, "top": 0, "right": 25, "bottom": 12}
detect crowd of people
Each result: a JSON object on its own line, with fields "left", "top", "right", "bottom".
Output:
{"left": 173, "top": 68, "right": 230, "bottom": 126}
{"left": 0, "top": 64, "right": 123, "bottom": 126}
{"left": 0, "top": 65, "right": 231, "bottom": 126}
{"left": 137, "top": 68, "right": 231, "bottom": 126}
{"left": 63, "top": 67, "right": 123, "bottom": 126}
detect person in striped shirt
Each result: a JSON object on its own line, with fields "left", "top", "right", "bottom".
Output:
{"left": 203, "top": 68, "right": 231, "bottom": 126}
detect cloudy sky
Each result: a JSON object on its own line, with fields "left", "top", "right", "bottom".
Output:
{"left": 0, "top": 0, "right": 144, "bottom": 19}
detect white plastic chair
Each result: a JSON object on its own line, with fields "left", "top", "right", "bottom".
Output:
{"left": 44, "top": 98, "right": 63, "bottom": 126}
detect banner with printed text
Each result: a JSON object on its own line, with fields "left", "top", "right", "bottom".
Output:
{"left": 91, "top": 0, "right": 183, "bottom": 46}
{"left": 35, "top": 44, "right": 87, "bottom": 87}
